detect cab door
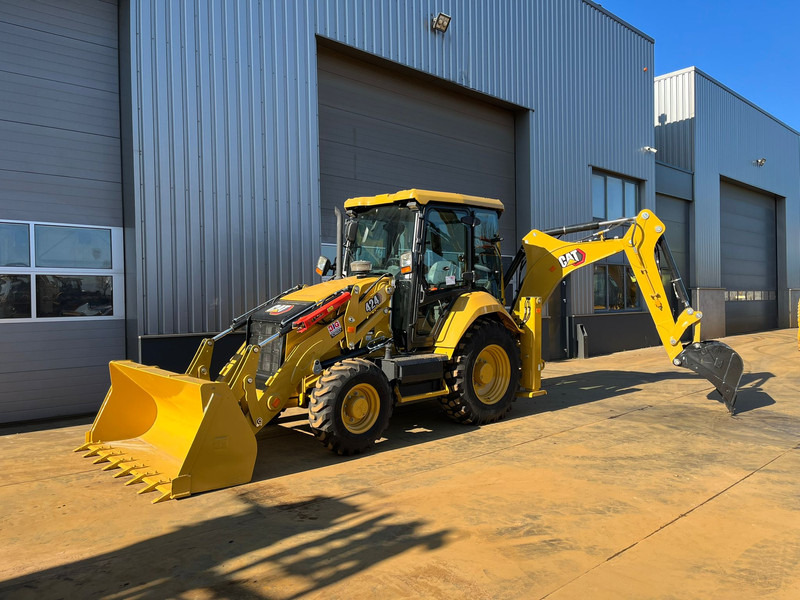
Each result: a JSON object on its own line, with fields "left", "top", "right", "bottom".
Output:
{"left": 407, "top": 205, "right": 472, "bottom": 349}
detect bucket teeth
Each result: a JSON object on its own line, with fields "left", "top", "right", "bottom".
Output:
{"left": 102, "top": 456, "right": 130, "bottom": 471}
{"left": 137, "top": 478, "right": 167, "bottom": 495}
{"left": 77, "top": 440, "right": 180, "bottom": 503}
{"left": 83, "top": 445, "right": 110, "bottom": 458}
{"left": 125, "top": 471, "right": 155, "bottom": 486}
{"left": 113, "top": 463, "right": 143, "bottom": 478}
{"left": 153, "top": 485, "right": 173, "bottom": 504}
{"left": 93, "top": 450, "right": 124, "bottom": 465}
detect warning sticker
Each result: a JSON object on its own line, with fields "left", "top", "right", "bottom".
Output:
{"left": 327, "top": 319, "right": 343, "bottom": 337}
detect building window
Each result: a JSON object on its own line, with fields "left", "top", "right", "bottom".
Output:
{"left": 0, "top": 221, "right": 123, "bottom": 321}
{"left": 591, "top": 171, "right": 640, "bottom": 312}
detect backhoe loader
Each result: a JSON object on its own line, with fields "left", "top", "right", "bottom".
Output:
{"left": 77, "top": 190, "right": 744, "bottom": 502}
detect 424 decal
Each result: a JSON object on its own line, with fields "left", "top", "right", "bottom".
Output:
{"left": 365, "top": 293, "right": 383, "bottom": 313}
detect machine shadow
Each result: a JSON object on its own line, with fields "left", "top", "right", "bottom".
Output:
{"left": 251, "top": 368, "right": 773, "bottom": 483}
{"left": 0, "top": 492, "right": 450, "bottom": 600}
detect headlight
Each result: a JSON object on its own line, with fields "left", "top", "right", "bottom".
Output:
{"left": 400, "top": 252, "right": 413, "bottom": 274}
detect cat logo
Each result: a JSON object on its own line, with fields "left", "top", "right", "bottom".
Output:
{"left": 266, "top": 304, "right": 294, "bottom": 315}
{"left": 557, "top": 249, "right": 586, "bottom": 268}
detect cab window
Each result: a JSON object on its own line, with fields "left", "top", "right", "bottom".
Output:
{"left": 473, "top": 209, "right": 503, "bottom": 299}
{"left": 423, "top": 207, "right": 469, "bottom": 288}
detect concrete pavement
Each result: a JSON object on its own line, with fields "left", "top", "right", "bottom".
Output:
{"left": 1, "top": 329, "right": 798, "bottom": 599}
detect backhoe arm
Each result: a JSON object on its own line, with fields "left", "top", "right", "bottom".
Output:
{"left": 513, "top": 210, "right": 743, "bottom": 412}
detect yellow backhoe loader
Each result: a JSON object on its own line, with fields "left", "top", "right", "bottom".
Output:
{"left": 77, "top": 190, "right": 744, "bottom": 502}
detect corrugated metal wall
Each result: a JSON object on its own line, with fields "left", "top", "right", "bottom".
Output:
{"left": 694, "top": 70, "right": 800, "bottom": 295}
{"left": 654, "top": 69, "right": 695, "bottom": 172}
{"left": 655, "top": 67, "right": 800, "bottom": 329}
{"left": 125, "top": 0, "right": 655, "bottom": 333}
{"left": 0, "top": 0, "right": 124, "bottom": 423}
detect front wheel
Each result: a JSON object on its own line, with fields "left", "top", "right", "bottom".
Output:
{"left": 441, "top": 320, "right": 521, "bottom": 425}
{"left": 308, "top": 358, "right": 393, "bottom": 455}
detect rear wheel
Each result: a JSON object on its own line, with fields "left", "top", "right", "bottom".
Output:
{"left": 441, "top": 320, "right": 521, "bottom": 424}
{"left": 309, "top": 358, "right": 393, "bottom": 455}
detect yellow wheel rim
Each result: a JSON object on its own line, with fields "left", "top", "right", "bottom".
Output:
{"left": 341, "top": 383, "right": 381, "bottom": 434}
{"left": 472, "top": 344, "right": 511, "bottom": 405}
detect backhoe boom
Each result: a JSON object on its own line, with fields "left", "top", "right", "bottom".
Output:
{"left": 513, "top": 210, "right": 743, "bottom": 412}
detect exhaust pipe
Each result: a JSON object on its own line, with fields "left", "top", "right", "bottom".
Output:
{"left": 334, "top": 206, "right": 343, "bottom": 279}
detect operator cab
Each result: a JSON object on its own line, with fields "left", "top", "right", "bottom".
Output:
{"left": 339, "top": 190, "right": 505, "bottom": 351}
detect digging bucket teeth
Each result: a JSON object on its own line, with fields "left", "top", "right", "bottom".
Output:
{"left": 674, "top": 341, "right": 744, "bottom": 414}
{"left": 75, "top": 360, "right": 257, "bottom": 503}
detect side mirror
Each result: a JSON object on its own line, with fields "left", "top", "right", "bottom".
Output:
{"left": 316, "top": 255, "right": 332, "bottom": 277}
{"left": 344, "top": 219, "right": 358, "bottom": 244}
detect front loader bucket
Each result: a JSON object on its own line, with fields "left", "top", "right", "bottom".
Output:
{"left": 674, "top": 341, "right": 744, "bottom": 414}
{"left": 76, "top": 360, "right": 257, "bottom": 503}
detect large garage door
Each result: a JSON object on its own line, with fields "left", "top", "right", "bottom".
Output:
{"left": 720, "top": 181, "right": 778, "bottom": 335}
{"left": 318, "top": 45, "right": 516, "bottom": 254}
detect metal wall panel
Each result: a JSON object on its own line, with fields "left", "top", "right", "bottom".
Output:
{"left": 0, "top": 0, "right": 122, "bottom": 423}
{"left": 693, "top": 69, "right": 800, "bottom": 298}
{"left": 654, "top": 69, "right": 695, "bottom": 172}
{"left": 655, "top": 68, "right": 800, "bottom": 330}
{"left": 0, "top": 321, "right": 125, "bottom": 423}
{"left": 126, "top": 0, "right": 321, "bottom": 335}
{"left": 126, "top": 0, "right": 656, "bottom": 332}
{"left": 0, "top": 0, "right": 121, "bottom": 226}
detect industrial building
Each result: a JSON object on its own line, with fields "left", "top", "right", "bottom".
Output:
{"left": 1, "top": 0, "right": 797, "bottom": 423}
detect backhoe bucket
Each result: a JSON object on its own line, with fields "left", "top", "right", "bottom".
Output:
{"left": 76, "top": 360, "right": 257, "bottom": 503}
{"left": 675, "top": 341, "right": 744, "bottom": 414}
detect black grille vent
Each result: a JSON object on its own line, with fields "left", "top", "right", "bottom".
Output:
{"left": 249, "top": 320, "right": 284, "bottom": 382}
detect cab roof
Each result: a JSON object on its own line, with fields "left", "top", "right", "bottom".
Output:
{"left": 343, "top": 189, "right": 504, "bottom": 212}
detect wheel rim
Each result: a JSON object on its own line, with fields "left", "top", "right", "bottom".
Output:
{"left": 341, "top": 383, "right": 381, "bottom": 434}
{"left": 472, "top": 344, "right": 511, "bottom": 405}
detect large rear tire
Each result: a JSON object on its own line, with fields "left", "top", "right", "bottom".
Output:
{"left": 308, "top": 358, "right": 393, "bottom": 455}
{"left": 441, "top": 320, "right": 521, "bottom": 425}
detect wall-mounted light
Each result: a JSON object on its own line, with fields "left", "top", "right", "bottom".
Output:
{"left": 432, "top": 12, "right": 451, "bottom": 33}
{"left": 754, "top": 157, "right": 766, "bottom": 167}
{"left": 641, "top": 146, "right": 658, "bottom": 154}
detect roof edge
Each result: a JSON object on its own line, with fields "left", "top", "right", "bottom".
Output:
{"left": 581, "top": 1, "right": 655, "bottom": 44}
{"left": 656, "top": 66, "right": 800, "bottom": 135}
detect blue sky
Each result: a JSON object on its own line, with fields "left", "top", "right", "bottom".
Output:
{"left": 599, "top": 0, "right": 800, "bottom": 131}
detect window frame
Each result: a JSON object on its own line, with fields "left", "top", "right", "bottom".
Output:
{"left": 0, "top": 219, "right": 124, "bottom": 323}
{"left": 591, "top": 170, "right": 642, "bottom": 313}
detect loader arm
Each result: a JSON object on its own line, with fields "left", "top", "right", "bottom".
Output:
{"left": 512, "top": 210, "right": 743, "bottom": 412}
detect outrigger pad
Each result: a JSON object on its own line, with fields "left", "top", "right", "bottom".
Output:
{"left": 675, "top": 341, "right": 744, "bottom": 414}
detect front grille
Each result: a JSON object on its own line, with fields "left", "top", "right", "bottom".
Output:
{"left": 248, "top": 320, "right": 284, "bottom": 382}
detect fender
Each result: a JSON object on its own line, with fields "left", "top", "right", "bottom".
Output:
{"left": 432, "top": 291, "right": 520, "bottom": 358}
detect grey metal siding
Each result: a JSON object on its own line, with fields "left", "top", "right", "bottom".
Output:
{"left": 126, "top": 0, "right": 655, "bottom": 333}
{"left": 317, "top": 45, "right": 516, "bottom": 249}
{"left": 0, "top": 0, "right": 121, "bottom": 227}
{"left": 0, "top": 0, "right": 123, "bottom": 423}
{"left": 694, "top": 71, "right": 800, "bottom": 294}
{"left": 654, "top": 70, "right": 695, "bottom": 172}
{"left": 0, "top": 321, "right": 125, "bottom": 423}
{"left": 125, "top": 0, "right": 321, "bottom": 335}
{"left": 656, "top": 67, "right": 800, "bottom": 330}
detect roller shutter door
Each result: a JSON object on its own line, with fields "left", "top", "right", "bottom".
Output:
{"left": 720, "top": 181, "right": 778, "bottom": 335}
{"left": 656, "top": 194, "right": 690, "bottom": 286}
{"left": 318, "top": 45, "right": 516, "bottom": 254}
